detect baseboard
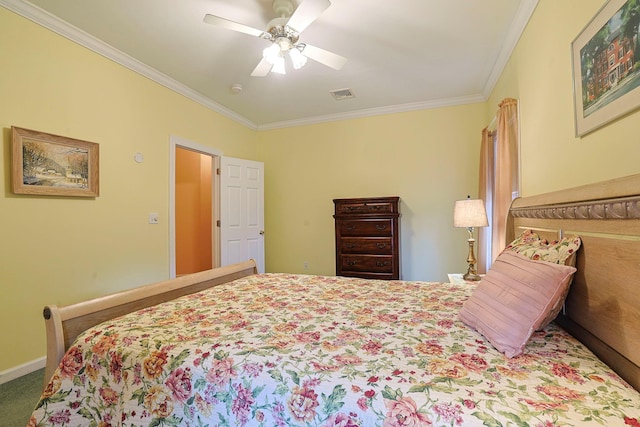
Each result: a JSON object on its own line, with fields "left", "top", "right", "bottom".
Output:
{"left": 0, "top": 356, "right": 46, "bottom": 385}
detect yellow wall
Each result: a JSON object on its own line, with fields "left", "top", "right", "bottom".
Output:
{"left": 255, "top": 105, "right": 485, "bottom": 280}
{"left": 489, "top": 0, "right": 640, "bottom": 196}
{"left": 3, "top": 0, "right": 640, "bottom": 374}
{"left": 0, "top": 8, "right": 255, "bottom": 371}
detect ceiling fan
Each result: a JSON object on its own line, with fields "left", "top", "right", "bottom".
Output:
{"left": 204, "top": 0, "right": 347, "bottom": 76}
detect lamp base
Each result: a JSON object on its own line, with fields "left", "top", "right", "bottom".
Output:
{"left": 463, "top": 271, "right": 483, "bottom": 281}
{"left": 463, "top": 234, "right": 481, "bottom": 281}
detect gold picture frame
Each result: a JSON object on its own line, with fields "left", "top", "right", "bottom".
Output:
{"left": 572, "top": 0, "right": 640, "bottom": 137}
{"left": 12, "top": 126, "right": 99, "bottom": 197}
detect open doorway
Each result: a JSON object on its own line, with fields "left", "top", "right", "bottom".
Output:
{"left": 175, "top": 147, "right": 214, "bottom": 275}
{"left": 169, "top": 135, "right": 221, "bottom": 278}
{"left": 169, "top": 135, "right": 265, "bottom": 278}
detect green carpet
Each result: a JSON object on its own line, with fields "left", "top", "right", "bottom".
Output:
{"left": 0, "top": 369, "right": 43, "bottom": 427}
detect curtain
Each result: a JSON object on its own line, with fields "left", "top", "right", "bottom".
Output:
{"left": 477, "top": 127, "right": 493, "bottom": 274}
{"left": 478, "top": 98, "right": 519, "bottom": 270}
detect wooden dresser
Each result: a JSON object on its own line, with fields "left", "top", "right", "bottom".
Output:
{"left": 333, "top": 197, "right": 400, "bottom": 280}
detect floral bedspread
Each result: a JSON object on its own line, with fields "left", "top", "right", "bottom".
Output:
{"left": 30, "top": 273, "right": 640, "bottom": 426}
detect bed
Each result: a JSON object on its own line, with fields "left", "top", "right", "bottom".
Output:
{"left": 29, "top": 174, "right": 640, "bottom": 426}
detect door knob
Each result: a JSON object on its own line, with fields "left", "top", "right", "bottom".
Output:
{"left": 259, "top": 230, "right": 265, "bottom": 235}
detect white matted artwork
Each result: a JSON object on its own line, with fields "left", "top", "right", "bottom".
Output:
{"left": 572, "top": 0, "right": 640, "bottom": 136}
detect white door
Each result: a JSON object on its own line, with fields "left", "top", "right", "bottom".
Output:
{"left": 220, "top": 156, "right": 265, "bottom": 273}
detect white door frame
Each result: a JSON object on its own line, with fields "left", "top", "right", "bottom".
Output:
{"left": 169, "top": 135, "right": 222, "bottom": 278}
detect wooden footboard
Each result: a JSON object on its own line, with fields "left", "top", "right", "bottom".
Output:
{"left": 508, "top": 174, "right": 640, "bottom": 391}
{"left": 43, "top": 260, "right": 258, "bottom": 386}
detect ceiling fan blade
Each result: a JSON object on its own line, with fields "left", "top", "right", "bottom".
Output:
{"left": 251, "top": 57, "right": 273, "bottom": 77}
{"left": 203, "top": 14, "right": 265, "bottom": 37}
{"left": 300, "top": 44, "right": 347, "bottom": 70}
{"left": 286, "top": 0, "right": 330, "bottom": 33}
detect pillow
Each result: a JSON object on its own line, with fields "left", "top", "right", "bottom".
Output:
{"left": 506, "top": 234, "right": 582, "bottom": 329}
{"left": 504, "top": 229, "right": 545, "bottom": 250}
{"left": 459, "top": 251, "right": 577, "bottom": 358}
{"left": 510, "top": 235, "right": 582, "bottom": 266}
{"left": 502, "top": 231, "right": 582, "bottom": 330}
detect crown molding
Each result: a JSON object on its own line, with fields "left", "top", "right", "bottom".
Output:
{"left": 2, "top": 0, "right": 535, "bottom": 131}
{"left": 0, "top": 0, "right": 258, "bottom": 130}
{"left": 257, "top": 94, "right": 486, "bottom": 130}
{"left": 482, "top": 0, "right": 539, "bottom": 98}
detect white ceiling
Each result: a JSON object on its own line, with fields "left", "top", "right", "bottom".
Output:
{"left": 3, "top": 0, "right": 538, "bottom": 130}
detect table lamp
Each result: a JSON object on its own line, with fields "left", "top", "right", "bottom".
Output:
{"left": 453, "top": 196, "right": 489, "bottom": 281}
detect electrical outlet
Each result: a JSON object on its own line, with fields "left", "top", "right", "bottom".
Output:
{"left": 303, "top": 261, "right": 309, "bottom": 270}
{"left": 149, "top": 213, "right": 159, "bottom": 224}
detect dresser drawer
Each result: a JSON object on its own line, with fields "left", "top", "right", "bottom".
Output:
{"left": 340, "top": 255, "right": 394, "bottom": 273}
{"left": 340, "top": 237, "right": 392, "bottom": 254}
{"left": 339, "top": 219, "right": 393, "bottom": 236}
{"left": 335, "top": 200, "right": 397, "bottom": 215}
{"left": 334, "top": 197, "right": 400, "bottom": 280}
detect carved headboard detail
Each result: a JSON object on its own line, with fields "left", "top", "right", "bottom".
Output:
{"left": 510, "top": 196, "right": 640, "bottom": 220}
{"left": 508, "top": 174, "right": 640, "bottom": 392}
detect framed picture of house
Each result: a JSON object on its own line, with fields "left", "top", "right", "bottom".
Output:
{"left": 572, "top": 0, "right": 640, "bottom": 137}
{"left": 11, "top": 126, "right": 99, "bottom": 197}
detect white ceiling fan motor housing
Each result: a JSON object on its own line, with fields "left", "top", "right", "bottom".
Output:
{"left": 272, "top": 0, "right": 295, "bottom": 18}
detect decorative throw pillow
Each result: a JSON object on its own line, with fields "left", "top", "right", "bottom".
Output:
{"left": 459, "top": 250, "right": 577, "bottom": 358}
{"left": 503, "top": 233, "right": 582, "bottom": 329}
{"left": 504, "top": 229, "right": 545, "bottom": 250}
{"left": 501, "top": 230, "right": 582, "bottom": 330}
{"left": 511, "top": 235, "right": 582, "bottom": 266}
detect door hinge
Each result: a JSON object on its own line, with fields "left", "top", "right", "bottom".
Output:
{"left": 216, "top": 220, "right": 221, "bottom": 227}
{"left": 216, "top": 168, "right": 220, "bottom": 175}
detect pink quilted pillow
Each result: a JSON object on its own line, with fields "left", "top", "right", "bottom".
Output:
{"left": 459, "top": 250, "right": 577, "bottom": 358}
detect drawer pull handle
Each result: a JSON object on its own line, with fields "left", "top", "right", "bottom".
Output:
{"left": 375, "top": 224, "right": 387, "bottom": 230}
{"left": 346, "top": 225, "right": 356, "bottom": 230}
{"left": 376, "top": 261, "right": 390, "bottom": 267}
{"left": 376, "top": 243, "right": 386, "bottom": 249}
{"left": 347, "top": 260, "right": 357, "bottom": 266}
{"left": 345, "top": 243, "right": 357, "bottom": 249}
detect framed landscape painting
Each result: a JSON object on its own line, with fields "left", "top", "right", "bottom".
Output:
{"left": 12, "top": 126, "right": 100, "bottom": 197}
{"left": 572, "top": 0, "right": 640, "bottom": 136}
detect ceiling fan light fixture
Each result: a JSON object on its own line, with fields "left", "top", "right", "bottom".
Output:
{"left": 271, "top": 56, "right": 287, "bottom": 74}
{"left": 204, "top": 0, "right": 346, "bottom": 77}
{"left": 263, "top": 43, "right": 282, "bottom": 65}
{"left": 289, "top": 47, "right": 307, "bottom": 70}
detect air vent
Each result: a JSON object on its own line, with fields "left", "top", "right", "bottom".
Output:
{"left": 329, "top": 88, "right": 355, "bottom": 100}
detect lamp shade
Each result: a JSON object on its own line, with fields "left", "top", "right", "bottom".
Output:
{"left": 454, "top": 198, "right": 488, "bottom": 228}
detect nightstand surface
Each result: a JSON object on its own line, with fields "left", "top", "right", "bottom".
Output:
{"left": 447, "top": 273, "right": 484, "bottom": 285}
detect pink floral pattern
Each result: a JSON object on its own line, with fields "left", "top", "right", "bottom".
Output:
{"left": 29, "top": 273, "right": 640, "bottom": 426}
{"left": 505, "top": 229, "right": 582, "bottom": 265}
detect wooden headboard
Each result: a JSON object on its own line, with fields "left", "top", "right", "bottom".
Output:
{"left": 507, "top": 173, "right": 640, "bottom": 391}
